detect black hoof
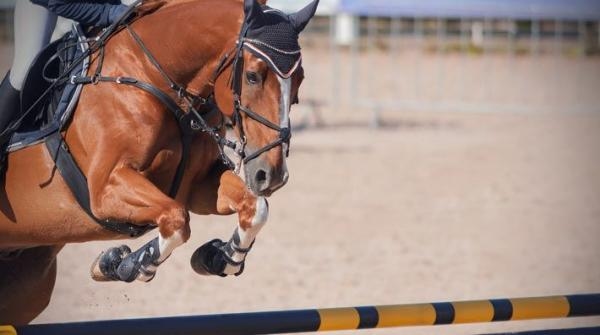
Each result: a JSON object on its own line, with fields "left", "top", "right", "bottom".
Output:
{"left": 91, "top": 245, "right": 131, "bottom": 281}
{"left": 190, "top": 239, "right": 228, "bottom": 277}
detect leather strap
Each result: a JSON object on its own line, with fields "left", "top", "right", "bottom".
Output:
{"left": 45, "top": 132, "right": 153, "bottom": 237}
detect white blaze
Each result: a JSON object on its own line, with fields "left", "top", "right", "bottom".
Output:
{"left": 278, "top": 76, "right": 292, "bottom": 177}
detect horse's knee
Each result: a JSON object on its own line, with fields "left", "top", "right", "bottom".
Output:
{"left": 157, "top": 206, "right": 190, "bottom": 241}
{"left": 88, "top": 184, "right": 115, "bottom": 220}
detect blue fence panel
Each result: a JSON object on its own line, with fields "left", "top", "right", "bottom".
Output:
{"left": 339, "top": 0, "right": 600, "bottom": 20}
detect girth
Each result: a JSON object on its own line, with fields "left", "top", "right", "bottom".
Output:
{"left": 46, "top": 133, "right": 152, "bottom": 237}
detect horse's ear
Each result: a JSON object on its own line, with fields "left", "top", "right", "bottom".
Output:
{"left": 244, "top": 0, "right": 265, "bottom": 27}
{"left": 288, "top": 0, "right": 319, "bottom": 33}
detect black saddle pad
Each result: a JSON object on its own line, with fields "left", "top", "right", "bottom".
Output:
{"left": 8, "top": 24, "right": 90, "bottom": 152}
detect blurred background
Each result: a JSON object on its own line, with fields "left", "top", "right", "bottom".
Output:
{"left": 1, "top": 1, "right": 599, "bottom": 334}
{"left": 286, "top": 0, "right": 600, "bottom": 123}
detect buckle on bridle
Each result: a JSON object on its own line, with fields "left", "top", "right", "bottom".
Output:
{"left": 279, "top": 127, "right": 291, "bottom": 142}
{"left": 190, "top": 119, "right": 201, "bottom": 131}
{"left": 238, "top": 135, "right": 247, "bottom": 153}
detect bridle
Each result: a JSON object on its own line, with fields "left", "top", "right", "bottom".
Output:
{"left": 212, "top": 19, "right": 295, "bottom": 168}
{"left": 127, "top": 11, "right": 295, "bottom": 173}
{"left": 116, "top": 16, "right": 296, "bottom": 175}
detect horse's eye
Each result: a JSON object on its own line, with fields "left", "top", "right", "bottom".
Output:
{"left": 246, "top": 72, "right": 260, "bottom": 85}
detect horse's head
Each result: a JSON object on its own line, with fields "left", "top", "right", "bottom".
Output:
{"left": 214, "top": 0, "right": 318, "bottom": 197}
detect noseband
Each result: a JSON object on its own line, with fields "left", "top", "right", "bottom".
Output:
{"left": 231, "top": 98, "right": 292, "bottom": 164}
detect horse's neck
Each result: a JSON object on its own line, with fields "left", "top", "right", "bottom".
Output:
{"left": 130, "top": 0, "right": 241, "bottom": 91}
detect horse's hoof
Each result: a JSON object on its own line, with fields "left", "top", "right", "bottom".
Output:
{"left": 190, "top": 239, "right": 227, "bottom": 277}
{"left": 90, "top": 245, "right": 131, "bottom": 282}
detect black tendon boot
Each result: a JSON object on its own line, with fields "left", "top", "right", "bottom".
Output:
{"left": 0, "top": 72, "right": 20, "bottom": 139}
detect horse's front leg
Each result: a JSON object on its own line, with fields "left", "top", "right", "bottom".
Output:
{"left": 89, "top": 167, "right": 190, "bottom": 282}
{"left": 189, "top": 166, "right": 268, "bottom": 277}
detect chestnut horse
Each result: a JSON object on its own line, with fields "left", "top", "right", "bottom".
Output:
{"left": 0, "top": 0, "right": 317, "bottom": 325}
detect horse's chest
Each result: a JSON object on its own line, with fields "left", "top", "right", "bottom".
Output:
{"left": 145, "top": 136, "right": 220, "bottom": 186}
{"left": 142, "top": 148, "right": 183, "bottom": 187}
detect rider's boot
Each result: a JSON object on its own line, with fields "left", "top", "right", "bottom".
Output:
{"left": 0, "top": 71, "right": 21, "bottom": 172}
{"left": 0, "top": 72, "right": 20, "bottom": 139}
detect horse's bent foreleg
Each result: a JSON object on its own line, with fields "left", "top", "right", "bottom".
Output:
{"left": 89, "top": 167, "right": 190, "bottom": 282}
{"left": 0, "top": 245, "right": 63, "bottom": 325}
{"left": 189, "top": 168, "right": 268, "bottom": 277}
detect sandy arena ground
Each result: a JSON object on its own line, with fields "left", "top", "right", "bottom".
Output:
{"left": 32, "top": 111, "right": 600, "bottom": 334}
{"left": 1, "top": 36, "right": 600, "bottom": 334}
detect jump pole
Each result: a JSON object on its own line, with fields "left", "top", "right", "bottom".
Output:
{"left": 5, "top": 293, "right": 600, "bottom": 335}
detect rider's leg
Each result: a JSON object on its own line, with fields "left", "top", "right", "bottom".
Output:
{"left": 0, "top": 0, "right": 56, "bottom": 133}
{"left": 10, "top": 0, "right": 57, "bottom": 90}
{"left": 0, "top": 73, "right": 20, "bottom": 135}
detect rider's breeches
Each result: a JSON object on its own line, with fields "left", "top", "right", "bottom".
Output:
{"left": 9, "top": 0, "right": 57, "bottom": 90}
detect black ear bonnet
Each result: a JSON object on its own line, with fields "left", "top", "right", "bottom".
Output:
{"left": 244, "top": 7, "right": 302, "bottom": 78}
{"left": 241, "top": 0, "right": 319, "bottom": 78}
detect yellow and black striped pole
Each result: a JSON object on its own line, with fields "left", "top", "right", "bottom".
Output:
{"left": 316, "top": 294, "right": 599, "bottom": 331}
{"left": 6, "top": 293, "right": 600, "bottom": 335}
{"left": 0, "top": 326, "right": 16, "bottom": 335}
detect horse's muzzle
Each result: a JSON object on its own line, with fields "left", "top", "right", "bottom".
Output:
{"left": 245, "top": 157, "right": 289, "bottom": 197}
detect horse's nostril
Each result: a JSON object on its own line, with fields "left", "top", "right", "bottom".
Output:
{"left": 256, "top": 170, "right": 267, "bottom": 184}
